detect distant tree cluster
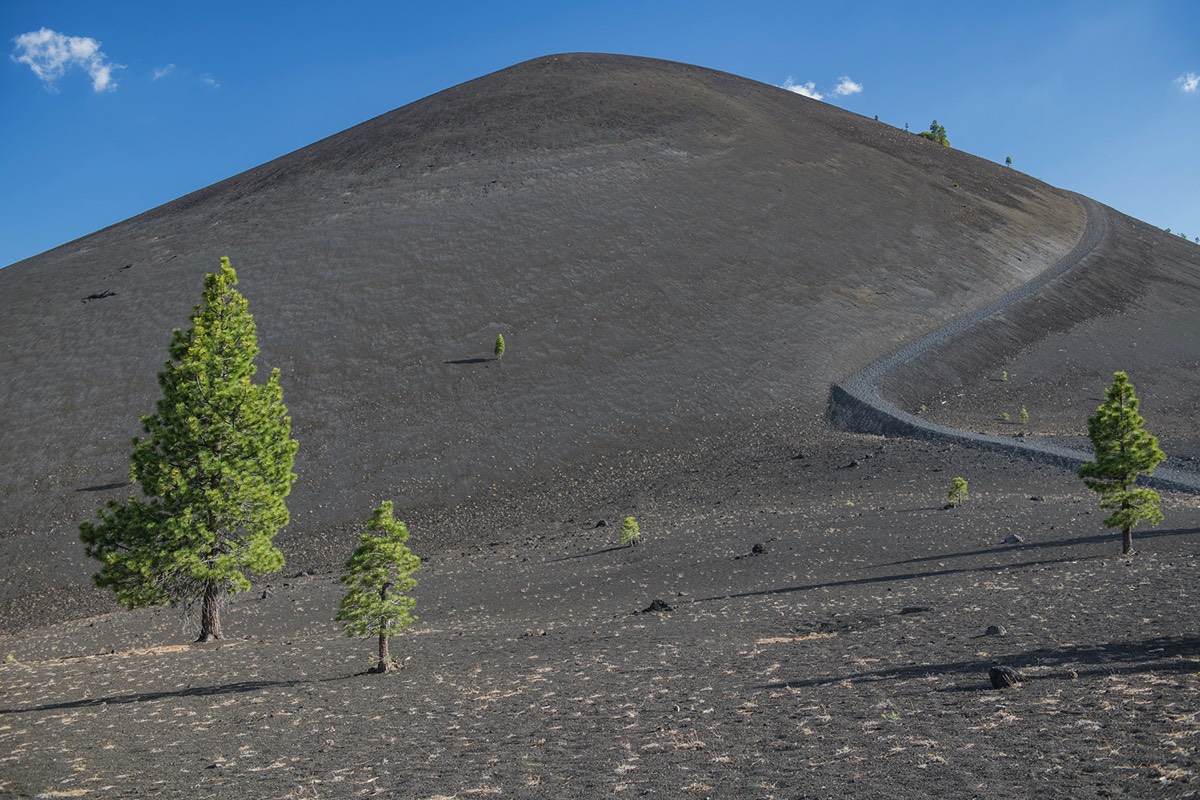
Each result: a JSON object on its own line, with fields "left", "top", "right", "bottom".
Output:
{"left": 917, "top": 119, "right": 950, "bottom": 147}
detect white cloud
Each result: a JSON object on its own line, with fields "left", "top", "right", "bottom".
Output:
{"left": 782, "top": 77, "right": 822, "bottom": 100}
{"left": 832, "top": 76, "right": 863, "bottom": 97}
{"left": 11, "top": 27, "right": 122, "bottom": 92}
{"left": 1177, "top": 72, "right": 1199, "bottom": 93}
{"left": 153, "top": 63, "right": 176, "bottom": 80}
{"left": 201, "top": 75, "right": 221, "bottom": 89}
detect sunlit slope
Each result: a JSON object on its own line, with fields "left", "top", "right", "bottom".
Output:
{"left": 0, "top": 53, "right": 1084, "bottom": 538}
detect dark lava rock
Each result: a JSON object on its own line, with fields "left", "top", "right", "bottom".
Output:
{"left": 990, "top": 665, "right": 1026, "bottom": 689}
{"left": 594, "top": 520, "right": 606, "bottom": 528}
{"left": 752, "top": 542, "right": 767, "bottom": 555}
{"left": 643, "top": 598, "right": 674, "bottom": 614}
{"left": 900, "top": 605, "right": 933, "bottom": 615}
{"left": 1030, "top": 495, "right": 1044, "bottom": 501}
{"left": 985, "top": 624, "right": 1007, "bottom": 636}
{"left": 1004, "top": 533, "right": 1025, "bottom": 544}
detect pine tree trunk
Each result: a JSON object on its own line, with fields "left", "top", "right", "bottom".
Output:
{"left": 197, "top": 581, "right": 223, "bottom": 642}
{"left": 375, "top": 631, "right": 391, "bottom": 673}
{"left": 1122, "top": 526, "right": 1134, "bottom": 555}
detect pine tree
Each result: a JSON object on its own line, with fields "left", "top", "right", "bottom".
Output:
{"left": 947, "top": 477, "right": 969, "bottom": 507}
{"left": 337, "top": 501, "right": 420, "bottom": 673}
{"left": 494, "top": 333, "right": 506, "bottom": 360}
{"left": 917, "top": 119, "right": 950, "bottom": 147}
{"left": 1078, "top": 372, "right": 1166, "bottom": 555}
{"left": 79, "top": 258, "right": 297, "bottom": 642}
{"left": 621, "top": 515, "right": 641, "bottom": 547}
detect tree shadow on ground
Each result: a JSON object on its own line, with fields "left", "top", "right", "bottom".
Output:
{"left": 759, "top": 635, "right": 1200, "bottom": 691}
{"left": 879, "top": 526, "right": 1200, "bottom": 569}
{"left": 0, "top": 674, "right": 355, "bottom": 715}
{"left": 695, "top": 552, "right": 1111, "bottom": 605}
{"left": 545, "top": 545, "right": 628, "bottom": 563}
{"left": 443, "top": 357, "right": 493, "bottom": 365}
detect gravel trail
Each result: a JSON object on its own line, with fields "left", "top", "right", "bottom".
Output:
{"left": 830, "top": 194, "right": 1200, "bottom": 495}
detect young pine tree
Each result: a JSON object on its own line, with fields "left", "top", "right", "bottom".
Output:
{"left": 494, "top": 333, "right": 506, "bottom": 360}
{"left": 1078, "top": 372, "right": 1166, "bottom": 555}
{"left": 79, "top": 258, "right": 298, "bottom": 642}
{"left": 621, "top": 515, "right": 641, "bottom": 547}
{"left": 947, "top": 477, "right": 969, "bottom": 507}
{"left": 337, "top": 501, "right": 421, "bottom": 673}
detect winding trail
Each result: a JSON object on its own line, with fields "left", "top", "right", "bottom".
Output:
{"left": 829, "top": 193, "right": 1200, "bottom": 495}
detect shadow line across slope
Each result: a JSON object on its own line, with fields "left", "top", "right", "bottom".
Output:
{"left": 828, "top": 194, "right": 1200, "bottom": 495}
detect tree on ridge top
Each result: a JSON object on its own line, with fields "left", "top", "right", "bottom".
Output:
{"left": 80, "top": 257, "right": 298, "bottom": 642}
{"left": 918, "top": 119, "right": 950, "bottom": 147}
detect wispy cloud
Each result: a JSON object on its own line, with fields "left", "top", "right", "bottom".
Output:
{"left": 781, "top": 75, "right": 864, "bottom": 102}
{"left": 201, "top": 75, "right": 221, "bottom": 89}
{"left": 782, "top": 77, "right": 822, "bottom": 100}
{"left": 11, "top": 27, "right": 122, "bottom": 92}
{"left": 1177, "top": 72, "right": 1199, "bottom": 93}
{"left": 153, "top": 63, "right": 176, "bottom": 80}
{"left": 832, "top": 76, "right": 863, "bottom": 97}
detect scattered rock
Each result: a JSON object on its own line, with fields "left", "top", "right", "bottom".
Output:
{"left": 260, "top": 589, "right": 272, "bottom": 599}
{"left": 594, "top": 520, "right": 606, "bottom": 528}
{"left": 643, "top": 598, "right": 674, "bottom": 614}
{"left": 791, "top": 451, "right": 808, "bottom": 460}
{"left": 1003, "top": 533, "right": 1025, "bottom": 544}
{"left": 751, "top": 542, "right": 767, "bottom": 555}
{"left": 985, "top": 624, "right": 1006, "bottom": 636}
{"left": 295, "top": 570, "right": 311, "bottom": 578}
{"left": 1029, "top": 495, "right": 1044, "bottom": 501}
{"left": 900, "top": 605, "right": 932, "bottom": 615}
{"left": 989, "top": 665, "right": 1025, "bottom": 689}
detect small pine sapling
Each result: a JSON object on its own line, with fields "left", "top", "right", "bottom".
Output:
{"left": 1078, "top": 372, "right": 1166, "bottom": 555}
{"left": 337, "top": 501, "right": 421, "bottom": 673}
{"left": 947, "top": 477, "right": 969, "bottom": 507}
{"left": 621, "top": 515, "right": 641, "bottom": 547}
{"left": 1005, "top": 155, "right": 1013, "bottom": 167}
{"left": 1001, "top": 370, "right": 1009, "bottom": 381}
{"left": 1019, "top": 407, "right": 1029, "bottom": 424}
{"left": 999, "top": 411, "right": 1011, "bottom": 422}
{"left": 494, "top": 333, "right": 506, "bottom": 360}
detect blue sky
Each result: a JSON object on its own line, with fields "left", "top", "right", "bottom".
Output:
{"left": 3, "top": 1, "right": 1198, "bottom": 267}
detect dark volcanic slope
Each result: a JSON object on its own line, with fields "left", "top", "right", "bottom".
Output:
{"left": 0, "top": 52, "right": 1126, "bottom": 620}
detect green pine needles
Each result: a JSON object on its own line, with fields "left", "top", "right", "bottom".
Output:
{"left": 947, "top": 477, "right": 969, "bottom": 507}
{"left": 494, "top": 333, "right": 506, "bottom": 360}
{"left": 621, "top": 515, "right": 641, "bottom": 547}
{"left": 79, "top": 258, "right": 298, "bottom": 642}
{"left": 1078, "top": 372, "right": 1166, "bottom": 555}
{"left": 337, "top": 501, "right": 421, "bottom": 673}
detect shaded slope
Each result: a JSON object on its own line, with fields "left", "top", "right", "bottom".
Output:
{"left": 830, "top": 196, "right": 1200, "bottom": 494}
{"left": 896, "top": 215, "right": 1200, "bottom": 467}
{"left": 0, "top": 53, "right": 1092, "bottom": 616}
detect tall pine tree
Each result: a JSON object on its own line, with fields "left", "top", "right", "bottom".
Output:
{"left": 1078, "top": 371, "right": 1166, "bottom": 555}
{"left": 337, "top": 501, "right": 420, "bottom": 673}
{"left": 80, "top": 258, "right": 298, "bottom": 641}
